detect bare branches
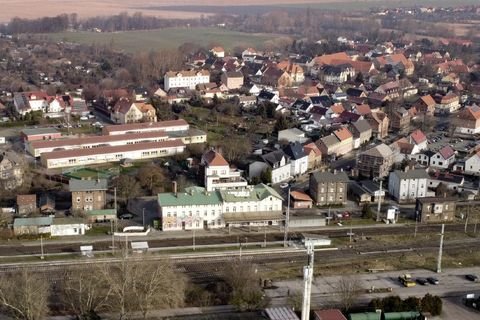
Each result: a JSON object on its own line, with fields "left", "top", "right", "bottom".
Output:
{"left": 336, "top": 276, "right": 363, "bottom": 311}
{"left": 0, "top": 270, "right": 50, "bottom": 320}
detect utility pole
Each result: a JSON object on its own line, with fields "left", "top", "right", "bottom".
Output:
{"left": 40, "top": 235, "right": 44, "bottom": 260}
{"left": 301, "top": 241, "right": 314, "bottom": 320}
{"left": 193, "top": 229, "right": 196, "bottom": 251}
{"left": 414, "top": 215, "right": 418, "bottom": 238}
{"left": 376, "top": 179, "right": 383, "bottom": 222}
{"left": 263, "top": 222, "right": 267, "bottom": 248}
{"left": 284, "top": 186, "right": 291, "bottom": 247}
{"left": 110, "top": 219, "right": 115, "bottom": 255}
{"left": 142, "top": 208, "right": 145, "bottom": 229}
{"left": 436, "top": 224, "right": 445, "bottom": 273}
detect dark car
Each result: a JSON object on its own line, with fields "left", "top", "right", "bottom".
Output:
{"left": 119, "top": 213, "right": 134, "bottom": 219}
{"left": 466, "top": 274, "right": 479, "bottom": 282}
{"left": 416, "top": 278, "right": 428, "bottom": 285}
{"left": 427, "top": 277, "right": 439, "bottom": 285}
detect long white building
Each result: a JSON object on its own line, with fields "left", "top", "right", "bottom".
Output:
{"left": 102, "top": 119, "right": 190, "bottom": 135}
{"left": 164, "top": 70, "right": 210, "bottom": 91}
{"left": 41, "top": 140, "right": 185, "bottom": 169}
{"left": 158, "top": 184, "right": 284, "bottom": 231}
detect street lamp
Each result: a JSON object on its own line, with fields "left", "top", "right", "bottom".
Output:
{"left": 374, "top": 178, "right": 384, "bottom": 222}
{"left": 284, "top": 184, "right": 291, "bottom": 247}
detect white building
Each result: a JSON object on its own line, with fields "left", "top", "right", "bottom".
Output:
{"left": 388, "top": 168, "right": 429, "bottom": 203}
{"left": 201, "top": 149, "right": 248, "bottom": 192}
{"left": 41, "top": 140, "right": 185, "bottom": 169}
{"left": 430, "top": 145, "right": 456, "bottom": 169}
{"left": 164, "top": 70, "right": 210, "bottom": 91}
{"left": 103, "top": 119, "right": 190, "bottom": 135}
{"left": 464, "top": 151, "right": 480, "bottom": 175}
{"left": 50, "top": 218, "right": 88, "bottom": 236}
{"left": 283, "top": 142, "right": 308, "bottom": 176}
{"left": 261, "top": 150, "right": 291, "bottom": 184}
{"left": 158, "top": 184, "right": 284, "bottom": 231}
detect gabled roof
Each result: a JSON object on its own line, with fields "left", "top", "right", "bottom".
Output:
{"left": 158, "top": 187, "right": 222, "bottom": 207}
{"left": 14, "top": 217, "right": 52, "bottom": 227}
{"left": 437, "top": 145, "right": 455, "bottom": 160}
{"left": 69, "top": 179, "right": 108, "bottom": 192}
{"left": 410, "top": 129, "right": 427, "bottom": 145}
{"left": 333, "top": 127, "right": 353, "bottom": 141}
{"left": 391, "top": 169, "right": 429, "bottom": 180}
{"left": 419, "top": 95, "right": 436, "bottom": 107}
{"left": 283, "top": 142, "right": 307, "bottom": 160}
{"left": 312, "top": 52, "right": 350, "bottom": 66}
{"left": 303, "top": 142, "right": 322, "bottom": 157}
{"left": 330, "top": 104, "right": 345, "bottom": 114}
{"left": 362, "top": 143, "right": 393, "bottom": 158}
{"left": 355, "top": 104, "right": 372, "bottom": 115}
{"left": 311, "top": 171, "right": 349, "bottom": 184}
{"left": 352, "top": 119, "right": 371, "bottom": 134}
{"left": 290, "top": 191, "right": 313, "bottom": 202}
{"left": 262, "top": 150, "right": 288, "bottom": 167}
{"left": 314, "top": 309, "right": 347, "bottom": 320}
{"left": 202, "top": 149, "right": 229, "bottom": 167}
{"left": 258, "top": 89, "right": 277, "bottom": 100}
{"left": 319, "top": 134, "right": 340, "bottom": 148}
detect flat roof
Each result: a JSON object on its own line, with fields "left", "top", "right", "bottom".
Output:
{"left": 223, "top": 211, "right": 284, "bottom": 223}
{"left": 30, "top": 131, "right": 167, "bottom": 149}
{"left": 103, "top": 119, "right": 188, "bottom": 134}
{"left": 41, "top": 139, "right": 185, "bottom": 160}
{"left": 22, "top": 128, "right": 60, "bottom": 136}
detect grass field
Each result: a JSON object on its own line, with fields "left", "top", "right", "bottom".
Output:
{"left": 45, "top": 27, "right": 275, "bottom": 53}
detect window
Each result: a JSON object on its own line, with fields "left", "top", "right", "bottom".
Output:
{"left": 76, "top": 197, "right": 81, "bottom": 202}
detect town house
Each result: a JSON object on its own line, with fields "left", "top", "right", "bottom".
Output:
{"left": 69, "top": 179, "right": 108, "bottom": 212}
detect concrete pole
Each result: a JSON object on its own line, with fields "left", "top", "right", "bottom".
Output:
{"left": 301, "top": 242, "right": 314, "bottom": 320}
{"left": 376, "top": 180, "right": 383, "bottom": 222}
{"left": 193, "top": 229, "right": 196, "bottom": 251}
{"left": 436, "top": 224, "right": 445, "bottom": 273}
{"left": 40, "top": 235, "right": 44, "bottom": 260}
{"left": 284, "top": 187, "right": 291, "bottom": 247}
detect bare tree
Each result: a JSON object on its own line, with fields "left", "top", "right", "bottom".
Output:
{"left": 0, "top": 270, "right": 50, "bottom": 320}
{"left": 60, "top": 266, "right": 111, "bottom": 319}
{"left": 136, "top": 164, "right": 166, "bottom": 195}
{"left": 223, "top": 259, "right": 268, "bottom": 311}
{"left": 336, "top": 276, "right": 363, "bottom": 311}
{"left": 98, "top": 256, "right": 185, "bottom": 320}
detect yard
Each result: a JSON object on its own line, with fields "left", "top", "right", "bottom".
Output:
{"left": 44, "top": 27, "right": 276, "bottom": 53}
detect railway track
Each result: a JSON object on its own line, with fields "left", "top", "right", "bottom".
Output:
{"left": 0, "top": 223, "right": 469, "bottom": 256}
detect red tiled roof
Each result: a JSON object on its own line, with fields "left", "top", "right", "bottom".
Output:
{"left": 30, "top": 131, "right": 167, "bottom": 149}
{"left": 17, "top": 194, "right": 36, "bottom": 206}
{"left": 313, "top": 52, "right": 350, "bottom": 66}
{"left": 333, "top": 127, "right": 353, "bottom": 141}
{"left": 410, "top": 129, "right": 427, "bottom": 145}
{"left": 420, "top": 95, "right": 436, "bottom": 107}
{"left": 103, "top": 119, "right": 188, "bottom": 135}
{"left": 330, "top": 104, "right": 345, "bottom": 114}
{"left": 303, "top": 142, "right": 322, "bottom": 157}
{"left": 355, "top": 104, "right": 371, "bottom": 115}
{"left": 41, "top": 140, "right": 184, "bottom": 160}
{"left": 290, "top": 191, "right": 313, "bottom": 202}
{"left": 314, "top": 309, "right": 347, "bottom": 320}
{"left": 203, "top": 149, "right": 229, "bottom": 166}
{"left": 438, "top": 145, "right": 455, "bottom": 160}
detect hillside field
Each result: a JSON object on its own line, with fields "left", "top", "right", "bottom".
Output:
{"left": 44, "top": 28, "right": 276, "bottom": 53}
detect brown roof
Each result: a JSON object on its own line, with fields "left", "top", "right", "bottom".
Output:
{"left": 314, "top": 309, "right": 347, "bottom": 320}
{"left": 17, "top": 194, "right": 37, "bottom": 206}
{"left": 303, "top": 142, "right": 322, "bottom": 157}
{"left": 410, "top": 129, "right": 427, "bottom": 145}
{"left": 41, "top": 140, "right": 184, "bottom": 160}
{"left": 103, "top": 119, "right": 188, "bottom": 135}
{"left": 113, "top": 98, "right": 135, "bottom": 114}
{"left": 330, "top": 104, "right": 345, "bottom": 114}
{"left": 420, "top": 95, "right": 436, "bottom": 107}
{"left": 211, "top": 46, "right": 224, "bottom": 53}
{"left": 355, "top": 104, "right": 371, "bottom": 115}
{"left": 30, "top": 131, "right": 167, "bottom": 150}
{"left": 203, "top": 149, "right": 229, "bottom": 166}
{"left": 277, "top": 61, "right": 304, "bottom": 74}
{"left": 333, "top": 127, "right": 353, "bottom": 141}
{"left": 136, "top": 102, "right": 155, "bottom": 113}
{"left": 313, "top": 52, "right": 350, "bottom": 66}
{"left": 290, "top": 191, "right": 313, "bottom": 202}
{"left": 438, "top": 145, "right": 455, "bottom": 160}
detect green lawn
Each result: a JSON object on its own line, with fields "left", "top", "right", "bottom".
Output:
{"left": 45, "top": 27, "right": 276, "bottom": 53}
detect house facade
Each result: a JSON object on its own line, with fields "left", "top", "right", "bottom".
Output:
{"left": 303, "top": 143, "right": 322, "bottom": 170}
{"left": 430, "top": 145, "right": 456, "bottom": 169}
{"left": 454, "top": 105, "right": 480, "bottom": 134}
{"left": 201, "top": 149, "right": 247, "bottom": 192}
{"left": 464, "top": 152, "right": 480, "bottom": 175}
{"left": 283, "top": 142, "right": 308, "bottom": 176}
{"left": 261, "top": 150, "right": 292, "bottom": 184}
{"left": 357, "top": 143, "right": 394, "bottom": 178}
{"left": 435, "top": 93, "right": 460, "bottom": 114}
{"left": 17, "top": 194, "right": 37, "bottom": 215}
{"left": 0, "top": 152, "right": 24, "bottom": 190}
{"left": 415, "top": 197, "right": 456, "bottom": 223}
{"left": 221, "top": 71, "right": 244, "bottom": 90}
{"left": 69, "top": 179, "right": 108, "bottom": 212}
{"left": 388, "top": 169, "right": 429, "bottom": 203}
{"left": 158, "top": 184, "right": 283, "bottom": 231}
{"left": 164, "top": 70, "right": 210, "bottom": 91}
{"left": 366, "top": 111, "right": 389, "bottom": 139}
{"left": 309, "top": 171, "right": 349, "bottom": 206}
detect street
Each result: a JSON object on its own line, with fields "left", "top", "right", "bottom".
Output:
{"left": 267, "top": 267, "right": 480, "bottom": 319}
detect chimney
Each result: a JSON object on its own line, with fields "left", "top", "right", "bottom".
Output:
{"left": 333, "top": 169, "right": 337, "bottom": 174}
{"left": 172, "top": 181, "right": 177, "bottom": 197}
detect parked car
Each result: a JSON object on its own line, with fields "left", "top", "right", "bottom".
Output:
{"left": 119, "top": 213, "right": 134, "bottom": 219}
{"left": 427, "top": 277, "right": 439, "bottom": 285}
{"left": 416, "top": 278, "right": 428, "bottom": 286}
{"left": 466, "top": 274, "right": 479, "bottom": 282}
